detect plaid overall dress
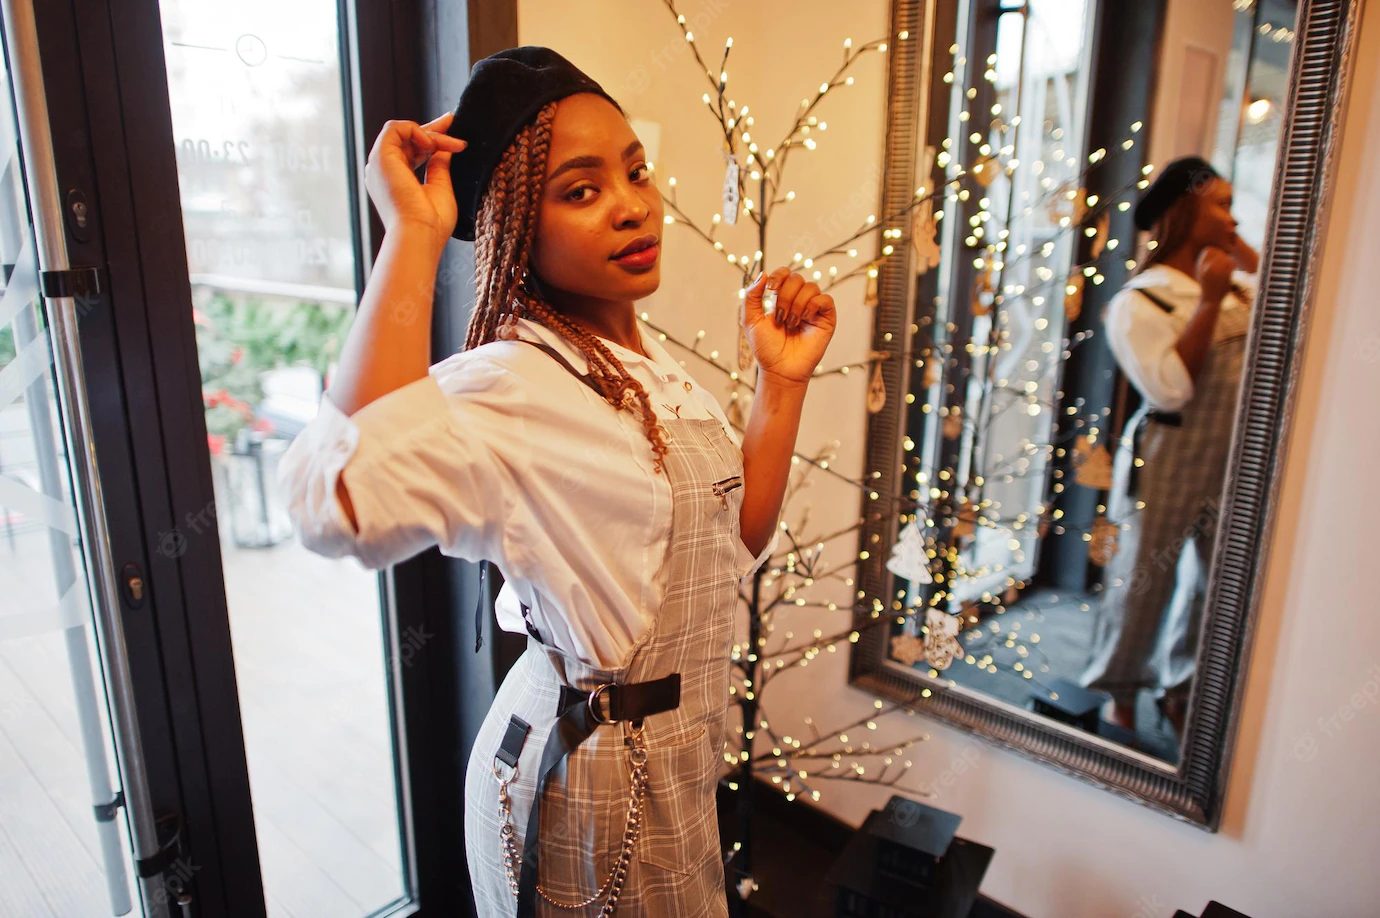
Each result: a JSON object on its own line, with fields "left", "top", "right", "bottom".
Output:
{"left": 1083, "top": 282, "right": 1252, "bottom": 706}
{"left": 464, "top": 345, "right": 740, "bottom": 917}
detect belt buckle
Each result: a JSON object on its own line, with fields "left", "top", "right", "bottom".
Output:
{"left": 588, "top": 682, "right": 617, "bottom": 725}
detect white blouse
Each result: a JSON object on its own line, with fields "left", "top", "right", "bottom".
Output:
{"left": 276, "top": 315, "right": 778, "bottom": 671}
{"left": 1103, "top": 264, "right": 1255, "bottom": 412}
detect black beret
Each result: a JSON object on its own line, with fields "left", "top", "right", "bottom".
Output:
{"left": 445, "top": 47, "right": 618, "bottom": 241}
{"left": 1133, "top": 156, "right": 1221, "bottom": 231}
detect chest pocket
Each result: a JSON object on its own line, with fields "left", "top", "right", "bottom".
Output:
{"left": 710, "top": 475, "right": 743, "bottom": 513}
{"left": 699, "top": 424, "right": 747, "bottom": 525}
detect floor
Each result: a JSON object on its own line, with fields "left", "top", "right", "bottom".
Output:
{"left": 1, "top": 517, "right": 407, "bottom": 918}
{"left": 717, "top": 779, "right": 1026, "bottom": 918}
{"left": 931, "top": 589, "right": 1181, "bottom": 763}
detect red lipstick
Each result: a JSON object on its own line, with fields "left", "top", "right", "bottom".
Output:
{"left": 611, "top": 234, "right": 660, "bottom": 270}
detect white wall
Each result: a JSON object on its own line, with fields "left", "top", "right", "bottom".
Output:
{"left": 517, "top": 2, "right": 1380, "bottom": 916}
{"left": 1146, "top": 0, "right": 1238, "bottom": 169}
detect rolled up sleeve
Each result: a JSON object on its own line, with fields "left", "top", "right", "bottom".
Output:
{"left": 738, "top": 525, "right": 780, "bottom": 582}
{"left": 715, "top": 419, "right": 783, "bottom": 582}
{"left": 275, "top": 357, "right": 523, "bottom": 571}
{"left": 1104, "top": 290, "right": 1195, "bottom": 412}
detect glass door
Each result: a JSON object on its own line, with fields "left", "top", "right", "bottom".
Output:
{"left": 2, "top": 0, "right": 450, "bottom": 912}
{"left": 0, "top": 2, "right": 160, "bottom": 915}
{"left": 154, "top": 2, "right": 410, "bottom": 916}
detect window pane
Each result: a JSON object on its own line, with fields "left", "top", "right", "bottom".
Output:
{"left": 157, "top": 3, "right": 409, "bottom": 915}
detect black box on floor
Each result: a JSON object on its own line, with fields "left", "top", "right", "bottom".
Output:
{"left": 825, "top": 808, "right": 993, "bottom": 917}
{"left": 1172, "top": 902, "right": 1252, "bottom": 918}
{"left": 868, "top": 795, "right": 962, "bottom": 888}
{"left": 1029, "top": 678, "right": 1106, "bottom": 733}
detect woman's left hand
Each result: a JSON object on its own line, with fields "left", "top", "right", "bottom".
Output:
{"left": 743, "top": 268, "right": 838, "bottom": 386}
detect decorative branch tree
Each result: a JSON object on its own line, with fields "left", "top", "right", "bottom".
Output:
{"left": 643, "top": 2, "right": 1162, "bottom": 904}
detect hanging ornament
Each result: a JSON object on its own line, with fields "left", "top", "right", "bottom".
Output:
{"left": 891, "top": 632, "right": 926, "bottom": 666}
{"left": 918, "top": 144, "right": 937, "bottom": 185}
{"left": 972, "top": 264, "right": 994, "bottom": 317}
{"left": 1088, "top": 516, "right": 1120, "bottom": 567}
{"left": 943, "top": 408, "right": 963, "bottom": 440}
{"left": 721, "top": 150, "right": 740, "bottom": 226}
{"left": 922, "top": 357, "right": 941, "bottom": 390}
{"left": 1091, "top": 210, "right": 1111, "bottom": 259}
{"left": 912, "top": 199, "right": 942, "bottom": 275}
{"left": 922, "top": 608, "right": 963, "bottom": 670}
{"left": 886, "top": 518, "right": 933, "bottom": 584}
{"left": 972, "top": 153, "right": 1001, "bottom": 188}
{"left": 864, "top": 265, "right": 880, "bottom": 306}
{"left": 1064, "top": 272, "right": 1085, "bottom": 323}
{"left": 1046, "top": 184, "right": 1088, "bottom": 226}
{"left": 951, "top": 511, "right": 976, "bottom": 542}
{"left": 1073, "top": 434, "right": 1114, "bottom": 490}
{"left": 737, "top": 296, "right": 755, "bottom": 372}
{"left": 867, "top": 362, "right": 887, "bottom": 414}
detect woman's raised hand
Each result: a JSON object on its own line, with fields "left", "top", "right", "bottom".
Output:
{"left": 1196, "top": 246, "right": 1236, "bottom": 306}
{"left": 743, "top": 268, "right": 838, "bottom": 386}
{"left": 364, "top": 112, "right": 468, "bottom": 242}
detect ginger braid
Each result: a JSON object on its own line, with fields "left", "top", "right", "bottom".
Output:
{"left": 463, "top": 101, "right": 669, "bottom": 474}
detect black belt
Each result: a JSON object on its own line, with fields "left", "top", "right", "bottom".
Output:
{"left": 1126, "top": 410, "right": 1183, "bottom": 496}
{"left": 497, "top": 670, "right": 681, "bottom": 916}
{"left": 1146, "top": 410, "right": 1182, "bottom": 427}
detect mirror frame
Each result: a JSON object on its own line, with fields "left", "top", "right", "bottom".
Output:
{"left": 849, "top": 0, "right": 1362, "bottom": 829}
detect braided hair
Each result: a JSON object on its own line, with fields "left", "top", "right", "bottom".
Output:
{"left": 1136, "top": 188, "right": 1249, "bottom": 301}
{"left": 463, "top": 101, "right": 668, "bottom": 474}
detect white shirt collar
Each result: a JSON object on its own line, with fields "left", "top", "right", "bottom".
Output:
{"left": 1123, "top": 263, "right": 1201, "bottom": 298}
{"left": 512, "top": 315, "right": 686, "bottom": 383}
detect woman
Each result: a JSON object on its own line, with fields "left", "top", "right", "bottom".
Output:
{"left": 1080, "top": 156, "right": 1256, "bottom": 738}
{"left": 277, "top": 47, "right": 835, "bottom": 916}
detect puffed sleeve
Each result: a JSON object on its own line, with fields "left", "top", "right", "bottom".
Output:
{"left": 1103, "top": 288, "right": 1195, "bottom": 412}
{"left": 275, "top": 355, "right": 526, "bottom": 571}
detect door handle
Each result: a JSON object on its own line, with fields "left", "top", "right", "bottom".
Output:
{"left": 0, "top": 0, "right": 171, "bottom": 915}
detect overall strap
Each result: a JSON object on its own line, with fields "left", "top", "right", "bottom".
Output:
{"left": 472, "top": 337, "right": 606, "bottom": 655}
{"left": 472, "top": 560, "right": 546, "bottom": 653}
{"left": 515, "top": 336, "right": 605, "bottom": 399}
{"left": 1136, "top": 288, "right": 1177, "bottom": 314}
{"left": 512, "top": 673, "right": 680, "bottom": 916}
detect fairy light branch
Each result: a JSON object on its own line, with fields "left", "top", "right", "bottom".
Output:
{"left": 648, "top": 16, "right": 1173, "bottom": 821}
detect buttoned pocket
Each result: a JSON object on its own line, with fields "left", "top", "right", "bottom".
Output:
{"left": 636, "top": 722, "right": 720, "bottom": 874}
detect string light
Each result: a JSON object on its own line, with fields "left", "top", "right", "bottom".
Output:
{"left": 647, "top": 0, "right": 1175, "bottom": 813}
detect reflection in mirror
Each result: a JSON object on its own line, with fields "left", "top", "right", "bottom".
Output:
{"left": 884, "top": 0, "right": 1295, "bottom": 765}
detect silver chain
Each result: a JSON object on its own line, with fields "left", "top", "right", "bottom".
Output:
{"left": 496, "top": 720, "right": 651, "bottom": 915}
